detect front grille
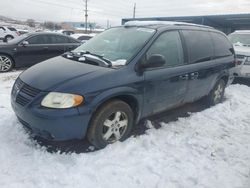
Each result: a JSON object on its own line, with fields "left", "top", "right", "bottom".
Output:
{"left": 12, "top": 78, "right": 41, "bottom": 106}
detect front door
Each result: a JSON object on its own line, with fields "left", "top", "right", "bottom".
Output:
{"left": 142, "top": 31, "right": 189, "bottom": 116}
{"left": 15, "top": 35, "right": 52, "bottom": 67}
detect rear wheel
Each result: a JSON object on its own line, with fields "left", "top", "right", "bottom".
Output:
{"left": 0, "top": 54, "right": 14, "bottom": 72}
{"left": 206, "top": 79, "right": 226, "bottom": 106}
{"left": 4, "top": 35, "right": 14, "bottom": 42}
{"left": 87, "top": 100, "right": 134, "bottom": 149}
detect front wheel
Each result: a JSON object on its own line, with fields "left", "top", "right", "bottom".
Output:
{"left": 0, "top": 54, "right": 14, "bottom": 72}
{"left": 206, "top": 79, "right": 226, "bottom": 106}
{"left": 87, "top": 100, "right": 134, "bottom": 149}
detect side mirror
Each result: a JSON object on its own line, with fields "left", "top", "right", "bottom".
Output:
{"left": 21, "top": 41, "right": 29, "bottom": 47}
{"left": 142, "top": 54, "right": 166, "bottom": 69}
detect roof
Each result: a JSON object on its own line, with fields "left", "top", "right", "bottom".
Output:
{"left": 27, "top": 32, "right": 69, "bottom": 36}
{"left": 124, "top": 20, "right": 213, "bottom": 29}
{"left": 232, "top": 30, "right": 250, "bottom": 34}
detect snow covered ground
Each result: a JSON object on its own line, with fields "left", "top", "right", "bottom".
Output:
{"left": 0, "top": 71, "right": 250, "bottom": 188}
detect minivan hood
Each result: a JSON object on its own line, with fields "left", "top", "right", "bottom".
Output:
{"left": 19, "top": 56, "right": 109, "bottom": 91}
{"left": 234, "top": 45, "right": 250, "bottom": 56}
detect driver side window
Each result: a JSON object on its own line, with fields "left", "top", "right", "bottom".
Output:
{"left": 27, "top": 35, "right": 48, "bottom": 44}
{"left": 146, "top": 31, "right": 184, "bottom": 68}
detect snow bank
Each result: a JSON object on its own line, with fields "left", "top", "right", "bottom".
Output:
{"left": 0, "top": 71, "right": 249, "bottom": 188}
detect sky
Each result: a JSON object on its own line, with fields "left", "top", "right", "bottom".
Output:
{"left": 0, "top": 0, "right": 250, "bottom": 27}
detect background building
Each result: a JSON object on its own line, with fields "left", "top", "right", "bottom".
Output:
{"left": 122, "top": 14, "right": 250, "bottom": 34}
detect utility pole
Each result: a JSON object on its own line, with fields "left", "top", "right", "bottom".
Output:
{"left": 133, "top": 3, "right": 136, "bottom": 19}
{"left": 107, "top": 20, "right": 109, "bottom": 29}
{"left": 84, "top": 0, "right": 88, "bottom": 33}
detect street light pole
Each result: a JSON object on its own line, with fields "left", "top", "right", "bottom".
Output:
{"left": 84, "top": 0, "right": 88, "bottom": 33}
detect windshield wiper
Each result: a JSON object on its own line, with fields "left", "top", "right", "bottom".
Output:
{"left": 62, "top": 51, "right": 112, "bottom": 67}
{"left": 80, "top": 51, "right": 112, "bottom": 67}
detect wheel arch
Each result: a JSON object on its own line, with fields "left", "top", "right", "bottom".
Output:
{"left": 89, "top": 88, "right": 143, "bottom": 124}
{"left": 208, "top": 71, "right": 229, "bottom": 93}
{"left": 4, "top": 35, "right": 14, "bottom": 42}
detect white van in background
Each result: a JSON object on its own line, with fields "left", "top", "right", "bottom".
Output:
{"left": 228, "top": 30, "right": 250, "bottom": 79}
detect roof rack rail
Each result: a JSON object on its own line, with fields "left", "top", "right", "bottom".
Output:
{"left": 124, "top": 20, "right": 213, "bottom": 29}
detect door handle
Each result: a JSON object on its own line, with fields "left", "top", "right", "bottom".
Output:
{"left": 43, "top": 47, "right": 49, "bottom": 50}
{"left": 190, "top": 72, "right": 199, "bottom": 80}
{"left": 179, "top": 74, "right": 189, "bottom": 80}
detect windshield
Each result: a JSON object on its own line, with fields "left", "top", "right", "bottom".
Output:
{"left": 73, "top": 27, "right": 156, "bottom": 65}
{"left": 228, "top": 33, "right": 250, "bottom": 46}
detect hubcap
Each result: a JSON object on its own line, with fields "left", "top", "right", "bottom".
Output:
{"left": 0, "top": 56, "right": 12, "bottom": 72}
{"left": 214, "top": 83, "right": 223, "bottom": 103}
{"left": 6, "top": 36, "right": 13, "bottom": 41}
{"left": 102, "top": 111, "right": 128, "bottom": 143}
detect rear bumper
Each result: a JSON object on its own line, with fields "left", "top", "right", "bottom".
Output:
{"left": 11, "top": 99, "right": 92, "bottom": 141}
{"left": 234, "top": 65, "right": 250, "bottom": 78}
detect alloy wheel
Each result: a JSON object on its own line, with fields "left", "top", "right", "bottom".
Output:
{"left": 213, "top": 82, "right": 224, "bottom": 103}
{"left": 0, "top": 55, "right": 12, "bottom": 72}
{"left": 102, "top": 111, "right": 128, "bottom": 143}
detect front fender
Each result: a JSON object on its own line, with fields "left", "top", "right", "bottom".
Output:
{"left": 79, "top": 86, "right": 143, "bottom": 122}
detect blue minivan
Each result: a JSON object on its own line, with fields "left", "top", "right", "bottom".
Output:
{"left": 11, "top": 21, "right": 235, "bottom": 149}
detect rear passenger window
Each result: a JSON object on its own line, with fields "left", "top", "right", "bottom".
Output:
{"left": 182, "top": 30, "right": 213, "bottom": 64}
{"left": 210, "top": 32, "right": 233, "bottom": 58}
{"left": 50, "top": 35, "right": 68, "bottom": 43}
{"left": 146, "top": 31, "right": 184, "bottom": 68}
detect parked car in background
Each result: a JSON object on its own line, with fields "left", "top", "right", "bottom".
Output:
{"left": 0, "top": 32, "right": 81, "bottom": 72}
{"left": 17, "top": 29, "right": 29, "bottom": 35}
{"left": 56, "top": 30, "right": 75, "bottom": 36}
{"left": 11, "top": 21, "right": 235, "bottom": 149}
{"left": 71, "top": 33, "right": 95, "bottom": 43}
{"left": 228, "top": 30, "right": 250, "bottom": 79}
{"left": 0, "top": 26, "right": 20, "bottom": 42}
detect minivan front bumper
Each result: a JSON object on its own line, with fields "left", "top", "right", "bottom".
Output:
{"left": 11, "top": 78, "right": 92, "bottom": 141}
{"left": 11, "top": 99, "right": 91, "bottom": 141}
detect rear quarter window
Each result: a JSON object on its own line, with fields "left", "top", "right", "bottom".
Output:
{"left": 182, "top": 30, "right": 213, "bottom": 64}
{"left": 210, "top": 32, "right": 234, "bottom": 58}
{"left": 67, "top": 37, "right": 79, "bottom": 43}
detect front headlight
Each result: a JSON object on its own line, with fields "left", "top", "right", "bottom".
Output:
{"left": 41, "top": 92, "right": 84, "bottom": 109}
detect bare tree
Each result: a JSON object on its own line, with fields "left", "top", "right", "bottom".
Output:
{"left": 26, "top": 19, "right": 35, "bottom": 27}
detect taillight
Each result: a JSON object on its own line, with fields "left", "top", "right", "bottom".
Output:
{"left": 16, "top": 31, "right": 20, "bottom": 36}
{"left": 233, "top": 58, "right": 241, "bottom": 66}
{"left": 235, "top": 60, "right": 242, "bottom": 66}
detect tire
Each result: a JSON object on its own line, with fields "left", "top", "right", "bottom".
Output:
{"left": 4, "top": 35, "right": 14, "bottom": 42}
{"left": 0, "top": 54, "right": 14, "bottom": 72}
{"left": 87, "top": 100, "right": 134, "bottom": 149}
{"left": 206, "top": 79, "right": 226, "bottom": 106}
